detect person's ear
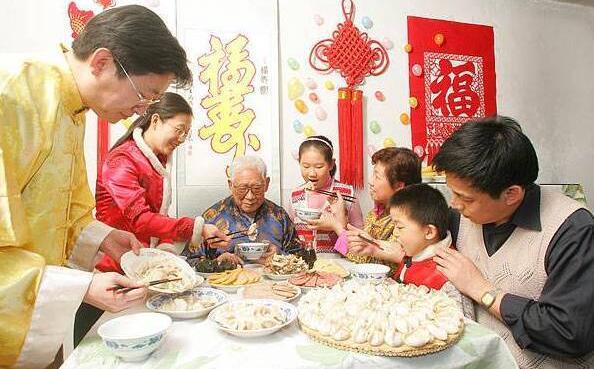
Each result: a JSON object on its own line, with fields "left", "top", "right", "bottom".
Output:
{"left": 88, "top": 48, "right": 115, "bottom": 78}
{"left": 503, "top": 185, "right": 524, "bottom": 206}
{"left": 151, "top": 113, "right": 160, "bottom": 128}
{"left": 425, "top": 224, "right": 439, "bottom": 240}
{"left": 392, "top": 181, "right": 405, "bottom": 192}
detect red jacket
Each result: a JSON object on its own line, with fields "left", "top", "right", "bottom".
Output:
{"left": 95, "top": 138, "right": 194, "bottom": 273}
{"left": 393, "top": 258, "right": 448, "bottom": 290}
{"left": 392, "top": 244, "right": 456, "bottom": 290}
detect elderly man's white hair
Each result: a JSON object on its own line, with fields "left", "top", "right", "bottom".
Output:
{"left": 229, "top": 155, "right": 268, "bottom": 181}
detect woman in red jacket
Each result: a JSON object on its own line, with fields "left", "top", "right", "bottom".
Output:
{"left": 94, "top": 92, "right": 228, "bottom": 273}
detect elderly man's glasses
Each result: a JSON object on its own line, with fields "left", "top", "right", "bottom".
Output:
{"left": 233, "top": 185, "right": 265, "bottom": 197}
{"left": 115, "top": 59, "right": 161, "bottom": 106}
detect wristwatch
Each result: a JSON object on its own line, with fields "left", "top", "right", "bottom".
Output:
{"left": 480, "top": 289, "right": 500, "bottom": 309}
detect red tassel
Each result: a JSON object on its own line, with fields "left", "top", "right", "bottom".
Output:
{"left": 97, "top": 118, "right": 109, "bottom": 173}
{"left": 338, "top": 88, "right": 352, "bottom": 185}
{"left": 351, "top": 90, "right": 364, "bottom": 189}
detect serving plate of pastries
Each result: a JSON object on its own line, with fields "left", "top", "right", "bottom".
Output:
{"left": 207, "top": 267, "right": 262, "bottom": 292}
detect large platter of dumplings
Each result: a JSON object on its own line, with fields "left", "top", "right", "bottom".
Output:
{"left": 208, "top": 299, "right": 297, "bottom": 338}
{"left": 121, "top": 248, "right": 202, "bottom": 293}
{"left": 297, "top": 280, "right": 464, "bottom": 357}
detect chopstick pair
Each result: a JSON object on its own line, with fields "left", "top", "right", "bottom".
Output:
{"left": 186, "top": 233, "right": 249, "bottom": 260}
{"left": 208, "top": 233, "right": 248, "bottom": 245}
{"left": 205, "top": 228, "right": 249, "bottom": 241}
{"left": 357, "top": 233, "right": 385, "bottom": 251}
{"left": 106, "top": 277, "right": 182, "bottom": 294}
{"left": 306, "top": 188, "right": 357, "bottom": 203}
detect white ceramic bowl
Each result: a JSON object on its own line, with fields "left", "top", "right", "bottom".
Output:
{"left": 237, "top": 242, "right": 269, "bottom": 261}
{"left": 208, "top": 299, "right": 297, "bottom": 338}
{"left": 121, "top": 248, "right": 203, "bottom": 293}
{"left": 349, "top": 263, "right": 391, "bottom": 282}
{"left": 295, "top": 207, "right": 322, "bottom": 221}
{"left": 146, "top": 287, "right": 228, "bottom": 319}
{"left": 97, "top": 312, "right": 171, "bottom": 362}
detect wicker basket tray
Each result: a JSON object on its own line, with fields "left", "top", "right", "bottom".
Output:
{"left": 299, "top": 320, "right": 464, "bottom": 357}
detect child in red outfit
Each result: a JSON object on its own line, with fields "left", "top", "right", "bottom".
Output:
{"left": 389, "top": 184, "right": 474, "bottom": 319}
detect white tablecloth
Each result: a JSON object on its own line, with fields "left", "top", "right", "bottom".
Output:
{"left": 62, "top": 292, "right": 518, "bottom": 369}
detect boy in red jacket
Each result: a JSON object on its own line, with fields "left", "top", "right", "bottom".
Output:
{"left": 389, "top": 184, "right": 474, "bottom": 319}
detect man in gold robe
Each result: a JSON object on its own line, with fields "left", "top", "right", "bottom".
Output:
{"left": 0, "top": 5, "right": 193, "bottom": 368}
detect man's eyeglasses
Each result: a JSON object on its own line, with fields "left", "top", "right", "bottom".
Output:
{"left": 233, "top": 184, "right": 265, "bottom": 197}
{"left": 115, "top": 59, "right": 161, "bottom": 106}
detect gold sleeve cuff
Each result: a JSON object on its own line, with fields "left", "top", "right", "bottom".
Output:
{"left": 67, "top": 221, "right": 113, "bottom": 271}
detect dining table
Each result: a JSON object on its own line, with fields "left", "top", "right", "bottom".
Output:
{"left": 61, "top": 256, "right": 518, "bottom": 369}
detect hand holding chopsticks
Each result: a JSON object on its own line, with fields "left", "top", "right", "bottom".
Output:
{"left": 204, "top": 228, "right": 248, "bottom": 241}
{"left": 106, "top": 277, "right": 182, "bottom": 294}
{"left": 204, "top": 223, "right": 258, "bottom": 246}
{"left": 87, "top": 272, "right": 146, "bottom": 312}
{"left": 357, "top": 233, "right": 385, "bottom": 251}
{"left": 201, "top": 224, "right": 232, "bottom": 248}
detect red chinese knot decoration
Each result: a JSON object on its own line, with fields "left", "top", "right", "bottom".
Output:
{"left": 309, "top": 0, "right": 389, "bottom": 188}
{"left": 67, "top": 2, "right": 94, "bottom": 39}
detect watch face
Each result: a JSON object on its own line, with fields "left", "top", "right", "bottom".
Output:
{"left": 481, "top": 292, "right": 495, "bottom": 307}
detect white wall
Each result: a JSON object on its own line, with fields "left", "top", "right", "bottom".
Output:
{"left": 2, "top": 0, "right": 594, "bottom": 215}
{"left": 279, "top": 0, "right": 594, "bottom": 212}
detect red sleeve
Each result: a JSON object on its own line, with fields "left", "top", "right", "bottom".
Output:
{"left": 101, "top": 153, "right": 194, "bottom": 242}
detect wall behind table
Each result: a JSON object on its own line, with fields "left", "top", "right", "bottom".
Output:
{"left": 2, "top": 0, "right": 593, "bottom": 218}
{"left": 278, "top": 0, "right": 594, "bottom": 212}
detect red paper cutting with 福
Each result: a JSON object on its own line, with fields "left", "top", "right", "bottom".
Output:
{"left": 407, "top": 16, "right": 497, "bottom": 164}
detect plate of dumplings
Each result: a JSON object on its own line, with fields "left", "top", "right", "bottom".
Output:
{"left": 208, "top": 299, "right": 297, "bottom": 338}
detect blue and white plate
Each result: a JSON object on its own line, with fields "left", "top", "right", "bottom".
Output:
{"left": 146, "top": 287, "right": 228, "bottom": 319}
{"left": 208, "top": 299, "right": 297, "bottom": 337}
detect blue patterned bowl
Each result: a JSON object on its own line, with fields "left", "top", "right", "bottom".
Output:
{"left": 98, "top": 312, "right": 171, "bottom": 362}
{"left": 350, "top": 263, "right": 391, "bottom": 282}
{"left": 237, "top": 242, "right": 269, "bottom": 261}
{"left": 295, "top": 207, "right": 322, "bottom": 221}
{"left": 146, "top": 287, "right": 228, "bottom": 319}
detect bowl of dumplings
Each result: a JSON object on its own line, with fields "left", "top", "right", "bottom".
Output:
{"left": 208, "top": 299, "right": 297, "bottom": 338}
{"left": 146, "top": 287, "right": 228, "bottom": 319}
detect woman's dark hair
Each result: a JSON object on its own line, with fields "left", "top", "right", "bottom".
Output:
{"left": 389, "top": 184, "right": 449, "bottom": 240}
{"left": 298, "top": 135, "right": 336, "bottom": 177}
{"left": 371, "top": 147, "right": 422, "bottom": 188}
{"left": 432, "top": 115, "right": 538, "bottom": 198}
{"left": 111, "top": 92, "right": 192, "bottom": 149}
{"left": 72, "top": 5, "right": 192, "bottom": 88}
